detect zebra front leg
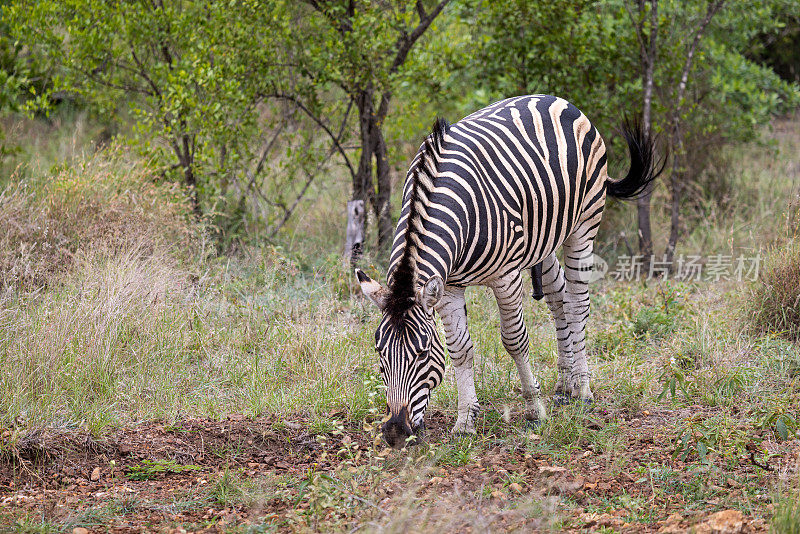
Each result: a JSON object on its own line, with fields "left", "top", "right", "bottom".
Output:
{"left": 490, "top": 271, "right": 547, "bottom": 425}
{"left": 437, "top": 288, "right": 480, "bottom": 434}
{"left": 539, "top": 253, "right": 574, "bottom": 400}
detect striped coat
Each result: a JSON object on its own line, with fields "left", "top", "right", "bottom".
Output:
{"left": 357, "top": 95, "right": 658, "bottom": 447}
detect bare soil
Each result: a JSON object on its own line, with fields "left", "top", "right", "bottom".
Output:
{"left": 1, "top": 409, "right": 798, "bottom": 533}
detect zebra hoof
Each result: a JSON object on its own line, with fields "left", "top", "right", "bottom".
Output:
{"left": 524, "top": 418, "right": 543, "bottom": 430}
{"left": 552, "top": 393, "right": 572, "bottom": 407}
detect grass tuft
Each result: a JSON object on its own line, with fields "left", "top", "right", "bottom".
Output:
{"left": 772, "top": 496, "right": 800, "bottom": 534}
{"left": 747, "top": 243, "right": 800, "bottom": 340}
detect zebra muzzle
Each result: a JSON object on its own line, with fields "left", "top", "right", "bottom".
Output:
{"left": 382, "top": 405, "right": 417, "bottom": 449}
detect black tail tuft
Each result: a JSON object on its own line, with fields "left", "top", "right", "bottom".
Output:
{"left": 606, "top": 117, "right": 665, "bottom": 200}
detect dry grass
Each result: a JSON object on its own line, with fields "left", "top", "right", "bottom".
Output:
{"left": 747, "top": 243, "right": 800, "bottom": 341}
{"left": 0, "top": 144, "right": 196, "bottom": 290}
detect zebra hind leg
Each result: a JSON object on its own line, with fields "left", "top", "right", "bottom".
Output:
{"left": 539, "top": 253, "right": 574, "bottom": 403}
{"left": 490, "top": 270, "right": 547, "bottom": 425}
{"left": 562, "top": 233, "right": 596, "bottom": 403}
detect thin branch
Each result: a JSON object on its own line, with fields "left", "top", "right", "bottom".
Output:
{"left": 303, "top": 0, "right": 353, "bottom": 35}
{"left": 254, "top": 122, "right": 288, "bottom": 178}
{"left": 267, "top": 101, "right": 353, "bottom": 237}
{"left": 262, "top": 98, "right": 353, "bottom": 236}
{"left": 130, "top": 48, "right": 163, "bottom": 100}
{"left": 674, "top": 0, "right": 725, "bottom": 113}
{"left": 267, "top": 154, "right": 329, "bottom": 237}
{"left": 247, "top": 98, "right": 354, "bottom": 236}
{"left": 72, "top": 66, "right": 152, "bottom": 96}
{"left": 622, "top": 0, "right": 648, "bottom": 63}
{"left": 415, "top": 0, "right": 427, "bottom": 19}
{"left": 749, "top": 450, "right": 773, "bottom": 471}
{"left": 376, "top": 0, "right": 451, "bottom": 122}
{"left": 267, "top": 92, "right": 356, "bottom": 180}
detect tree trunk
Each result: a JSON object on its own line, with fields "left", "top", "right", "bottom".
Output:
{"left": 350, "top": 90, "right": 375, "bottom": 260}
{"left": 666, "top": 131, "right": 686, "bottom": 266}
{"left": 344, "top": 199, "right": 366, "bottom": 266}
{"left": 373, "top": 125, "right": 393, "bottom": 250}
{"left": 353, "top": 87, "right": 393, "bottom": 251}
{"left": 354, "top": 89, "right": 374, "bottom": 211}
{"left": 182, "top": 163, "right": 201, "bottom": 217}
{"left": 663, "top": 0, "right": 725, "bottom": 265}
{"left": 666, "top": 166, "right": 681, "bottom": 265}
{"left": 636, "top": 0, "right": 658, "bottom": 267}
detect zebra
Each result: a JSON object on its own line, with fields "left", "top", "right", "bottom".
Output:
{"left": 355, "top": 95, "right": 659, "bottom": 448}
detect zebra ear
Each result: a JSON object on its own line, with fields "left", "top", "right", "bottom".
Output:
{"left": 418, "top": 275, "right": 444, "bottom": 316}
{"left": 355, "top": 268, "right": 388, "bottom": 310}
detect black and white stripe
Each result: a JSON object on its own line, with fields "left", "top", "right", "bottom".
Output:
{"left": 357, "top": 94, "right": 659, "bottom": 444}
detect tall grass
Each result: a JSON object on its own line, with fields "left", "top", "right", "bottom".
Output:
{"left": 0, "top": 243, "right": 381, "bottom": 432}
{"left": 746, "top": 243, "right": 800, "bottom": 340}
{"left": 0, "top": 144, "right": 377, "bottom": 432}
{"left": 0, "top": 144, "right": 196, "bottom": 289}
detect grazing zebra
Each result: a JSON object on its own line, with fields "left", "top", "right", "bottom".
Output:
{"left": 355, "top": 95, "right": 658, "bottom": 448}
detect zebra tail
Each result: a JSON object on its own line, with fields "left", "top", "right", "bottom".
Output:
{"left": 606, "top": 118, "right": 665, "bottom": 200}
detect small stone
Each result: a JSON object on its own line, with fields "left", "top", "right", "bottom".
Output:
{"left": 509, "top": 482, "right": 523, "bottom": 494}
{"left": 72, "top": 528, "right": 89, "bottom": 534}
{"left": 695, "top": 509, "right": 746, "bottom": 534}
{"left": 666, "top": 513, "right": 684, "bottom": 524}
{"left": 90, "top": 467, "right": 100, "bottom": 482}
{"left": 539, "top": 465, "right": 566, "bottom": 475}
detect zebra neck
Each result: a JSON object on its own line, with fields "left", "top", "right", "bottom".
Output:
{"left": 388, "top": 236, "right": 454, "bottom": 289}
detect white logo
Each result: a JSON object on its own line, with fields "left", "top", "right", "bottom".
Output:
{"left": 588, "top": 254, "right": 608, "bottom": 283}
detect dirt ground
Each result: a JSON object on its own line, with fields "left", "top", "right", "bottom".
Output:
{"left": 2, "top": 407, "right": 799, "bottom": 533}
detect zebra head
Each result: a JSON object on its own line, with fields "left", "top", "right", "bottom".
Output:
{"left": 356, "top": 268, "right": 446, "bottom": 448}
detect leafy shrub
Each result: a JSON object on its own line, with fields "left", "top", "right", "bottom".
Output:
{"left": 0, "top": 145, "right": 197, "bottom": 290}
{"left": 632, "top": 308, "right": 677, "bottom": 339}
{"left": 747, "top": 243, "right": 800, "bottom": 340}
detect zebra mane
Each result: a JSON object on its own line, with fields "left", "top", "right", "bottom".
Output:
{"left": 386, "top": 117, "right": 449, "bottom": 326}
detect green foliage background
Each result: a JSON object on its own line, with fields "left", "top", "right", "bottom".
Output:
{"left": 0, "top": 0, "right": 798, "bottom": 251}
